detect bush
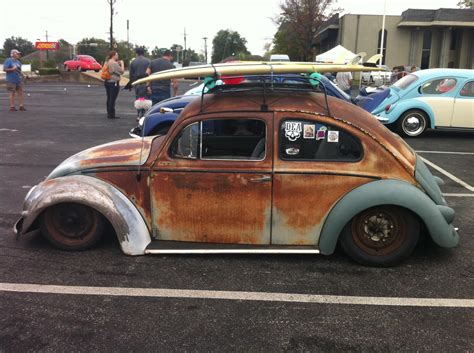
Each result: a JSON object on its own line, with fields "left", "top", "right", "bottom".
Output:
{"left": 31, "top": 59, "right": 41, "bottom": 71}
{"left": 43, "top": 59, "right": 57, "bottom": 68}
{"left": 38, "top": 68, "right": 60, "bottom": 75}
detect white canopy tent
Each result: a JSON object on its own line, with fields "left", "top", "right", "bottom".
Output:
{"left": 315, "top": 45, "right": 357, "bottom": 64}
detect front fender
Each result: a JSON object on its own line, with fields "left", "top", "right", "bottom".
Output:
{"left": 318, "top": 179, "right": 459, "bottom": 255}
{"left": 15, "top": 175, "right": 151, "bottom": 255}
{"left": 384, "top": 100, "right": 435, "bottom": 128}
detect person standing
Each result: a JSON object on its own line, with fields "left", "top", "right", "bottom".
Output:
{"left": 3, "top": 49, "right": 26, "bottom": 111}
{"left": 335, "top": 71, "right": 353, "bottom": 96}
{"left": 104, "top": 51, "right": 124, "bottom": 119}
{"left": 146, "top": 50, "right": 178, "bottom": 105}
{"left": 129, "top": 47, "right": 150, "bottom": 116}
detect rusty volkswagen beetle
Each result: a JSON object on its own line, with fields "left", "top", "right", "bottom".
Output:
{"left": 14, "top": 81, "right": 459, "bottom": 266}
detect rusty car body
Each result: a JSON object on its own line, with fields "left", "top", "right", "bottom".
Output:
{"left": 14, "top": 84, "right": 459, "bottom": 266}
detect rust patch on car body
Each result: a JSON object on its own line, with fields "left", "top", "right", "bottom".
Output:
{"left": 151, "top": 172, "right": 272, "bottom": 244}
{"left": 272, "top": 174, "right": 374, "bottom": 245}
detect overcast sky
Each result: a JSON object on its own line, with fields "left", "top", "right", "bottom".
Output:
{"left": 0, "top": 0, "right": 459, "bottom": 57}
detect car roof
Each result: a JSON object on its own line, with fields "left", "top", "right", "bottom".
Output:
{"left": 411, "top": 68, "right": 473, "bottom": 79}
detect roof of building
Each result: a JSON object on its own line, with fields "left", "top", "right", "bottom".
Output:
{"left": 399, "top": 8, "right": 474, "bottom": 26}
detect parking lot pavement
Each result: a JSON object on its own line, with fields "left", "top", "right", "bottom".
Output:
{"left": 0, "top": 83, "right": 473, "bottom": 352}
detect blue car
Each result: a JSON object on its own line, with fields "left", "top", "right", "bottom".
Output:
{"left": 370, "top": 69, "right": 474, "bottom": 137}
{"left": 130, "top": 74, "right": 363, "bottom": 138}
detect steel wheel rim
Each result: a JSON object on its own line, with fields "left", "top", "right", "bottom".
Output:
{"left": 402, "top": 113, "right": 425, "bottom": 136}
{"left": 46, "top": 203, "right": 98, "bottom": 246}
{"left": 351, "top": 208, "right": 407, "bottom": 256}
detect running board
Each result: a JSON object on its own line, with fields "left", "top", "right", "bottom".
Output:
{"left": 145, "top": 249, "right": 320, "bottom": 255}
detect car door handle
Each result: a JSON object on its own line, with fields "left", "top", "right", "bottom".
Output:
{"left": 250, "top": 176, "right": 272, "bottom": 183}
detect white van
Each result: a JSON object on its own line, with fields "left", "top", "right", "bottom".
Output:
{"left": 270, "top": 54, "right": 290, "bottom": 62}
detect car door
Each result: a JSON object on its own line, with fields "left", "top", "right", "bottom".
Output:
{"left": 272, "top": 113, "right": 375, "bottom": 246}
{"left": 417, "top": 77, "right": 458, "bottom": 127}
{"left": 451, "top": 80, "right": 474, "bottom": 128}
{"left": 151, "top": 113, "right": 273, "bottom": 245}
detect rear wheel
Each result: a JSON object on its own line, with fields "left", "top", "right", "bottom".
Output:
{"left": 40, "top": 203, "right": 105, "bottom": 251}
{"left": 340, "top": 206, "right": 419, "bottom": 267}
{"left": 396, "top": 110, "right": 428, "bottom": 137}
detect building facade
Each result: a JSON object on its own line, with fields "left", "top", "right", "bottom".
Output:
{"left": 314, "top": 8, "right": 474, "bottom": 69}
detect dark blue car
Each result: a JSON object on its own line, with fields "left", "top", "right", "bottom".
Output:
{"left": 129, "top": 74, "right": 367, "bottom": 138}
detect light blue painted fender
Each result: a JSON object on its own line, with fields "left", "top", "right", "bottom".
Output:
{"left": 14, "top": 175, "right": 151, "bottom": 255}
{"left": 318, "top": 179, "right": 459, "bottom": 255}
{"left": 385, "top": 99, "right": 436, "bottom": 128}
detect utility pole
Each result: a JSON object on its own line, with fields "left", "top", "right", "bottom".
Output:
{"left": 183, "top": 28, "right": 187, "bottom": 63}
{"left": 202, "top": 37, "right": 208, "bottom": 63}
{"left": 45, "top": 30, "right": 49, "bottom": 60}
{"left": 127, "top": 19, "right": 129, "bottom": 47}
{"left": 107, "top": 0, "right": 116, "bottom": 50}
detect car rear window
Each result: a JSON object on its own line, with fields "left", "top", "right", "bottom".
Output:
{"left": 279, "top": 119, "right": 362, "bottom": 162}
{"left": 421, "top": 78, "right": 457, "bottom": 95}
{"left": 393, "top": 74, "right": 418, "bottom": 90}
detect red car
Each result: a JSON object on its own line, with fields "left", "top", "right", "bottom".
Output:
{"left": 64, "top": 55, "right": 101, "bottom": 72}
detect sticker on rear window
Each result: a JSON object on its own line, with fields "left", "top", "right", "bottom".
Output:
{"left": 285, "top": 122, "right": 302, "bottom": 141}
{"left": 316, "top": 126, "right": 327, "bottom": 140}
{"left": 328, "top": 130, "right": 339, "bottom": 143}
{"left": 303, "top": 124, "right": 315, "bottom": 139}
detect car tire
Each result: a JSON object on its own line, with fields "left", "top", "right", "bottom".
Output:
{"left": 78, "top": 66, "right": 83, "bottom": 71}
{"left": 340, "top": 206, "right": 419, "bottom": 267}
{"left": 40, "top": 203, "right": 105, "bottom": 251}
{"left": 95, "top": 69, "right": 99, "bottom": 72}
{"left": 396, "top": 110, "right": 428, "bottom": 137}
{"left": 65, "top": 65, "right": 70, "bottom": 72}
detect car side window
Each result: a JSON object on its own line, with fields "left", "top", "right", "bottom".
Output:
{"left": 279, "top": 119, "right": 362, "bottom": 162}
{"left": 170, "top": 122, "right": 199, "bottom": 159}
{"left": 170, "top": 119, "right": 266, "bottom": 161}
{"left": 460, "top": 81, "right": 474, "bottom": 97}
{"left": 420, "top": 78, "right": 457, "bottom": 95}
{"left": 201, "top": 119, "right": 266, "bottom": 160}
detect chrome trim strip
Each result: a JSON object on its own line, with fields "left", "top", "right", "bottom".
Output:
{"left": 145, "top": 249, "right": 320, "bottom": 255}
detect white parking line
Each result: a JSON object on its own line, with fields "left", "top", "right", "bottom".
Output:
{"left": 420, "top": 156, "right": 474, "bottom": 192}
{"left": 1, "top": 283, "right": 473, "bottom": 308}
{"left": 416, "top": 151, "right": 474, "bottom": 156}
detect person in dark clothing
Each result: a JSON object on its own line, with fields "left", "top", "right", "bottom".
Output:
{"left": 129, "top": 47, "right": 151, "bottom": 117}
{"left": 146, "top": 50, "right": 178, "bottom": 105}
{"left": 104, "top": 50, "right": 124, "bottom": 119}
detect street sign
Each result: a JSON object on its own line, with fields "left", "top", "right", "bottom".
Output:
{"left": 35, "top": 42, "right": 59, "bottom": 51}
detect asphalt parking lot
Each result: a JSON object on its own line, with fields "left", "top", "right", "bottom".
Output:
{"left": 0, "top": 83, "right": 473, "bottom": 352}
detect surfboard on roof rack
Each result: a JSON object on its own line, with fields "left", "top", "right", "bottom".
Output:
{"left": 132, "top": 59, "right": 384, "bottom": 86}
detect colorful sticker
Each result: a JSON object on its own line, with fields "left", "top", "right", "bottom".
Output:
{"left": 303, "top": 124, "right": 315, "bottom": 139}
{"left": 328, "top": 130, "right": 339, "bottom": 143}
{"left": 284, "top": 122, "right": 302, "bottom": 141}
{"left": 316, "top": 126, "right": 327, "bottom": 140}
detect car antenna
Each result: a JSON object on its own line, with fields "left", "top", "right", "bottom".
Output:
{"left": 136, "top": 114, "right": 147, "bottom": 182}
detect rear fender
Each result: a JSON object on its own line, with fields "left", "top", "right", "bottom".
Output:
{"left": 17, "top": 175, "right": 151, "bottom": 255}
{"left": 318, "top": 179, "right": 459, "bottom": 255}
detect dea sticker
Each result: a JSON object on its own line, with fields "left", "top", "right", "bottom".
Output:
{"left": 327, "top": 130, "right": 339, "bottom": 143}
{"left": 284, "top": 122, "right": 302, "bottom": 141}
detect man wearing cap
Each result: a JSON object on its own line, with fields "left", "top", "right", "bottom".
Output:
{"left": 3, "top": 49, "right": 26, "bottom": 111}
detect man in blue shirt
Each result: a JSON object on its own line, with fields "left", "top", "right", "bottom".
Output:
{"left": 3, "top": 49, "right": 26, "bottom": 111}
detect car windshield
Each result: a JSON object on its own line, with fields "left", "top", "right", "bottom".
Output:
{"left": 392, "top": 74, "right": 418, "bottom": 90}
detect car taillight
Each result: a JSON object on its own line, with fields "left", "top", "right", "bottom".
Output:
{"left": 385, "top": 104, "right": 391, "bottom": 112}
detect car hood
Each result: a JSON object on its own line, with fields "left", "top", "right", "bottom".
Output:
{"left": 47, "top": 138, "right": 155, "bottom": 179}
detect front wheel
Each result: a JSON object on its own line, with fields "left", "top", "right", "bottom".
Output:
{"left": 396, "top": 110, "right": 428, "bottom": 137}
{"left": 40, "top": 203, "right": 105, "bottom": 251}
{"left": 340, "top": 206, "right": 419, "bottom": 267}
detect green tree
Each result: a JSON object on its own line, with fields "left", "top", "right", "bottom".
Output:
{"left": 151, "top": 46, "right": 167, "bottom": 59}
{"left": 457, "top": 0, "right": 472, "bottom": 8}
{"left": 211, "top": 29, "right": 250, "bottom": 63}
{"left": 3, "top": 36, "right": 35, "bottom": 56}
{"left": 273, "top": 0, "right": 340, "bottom": 61}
